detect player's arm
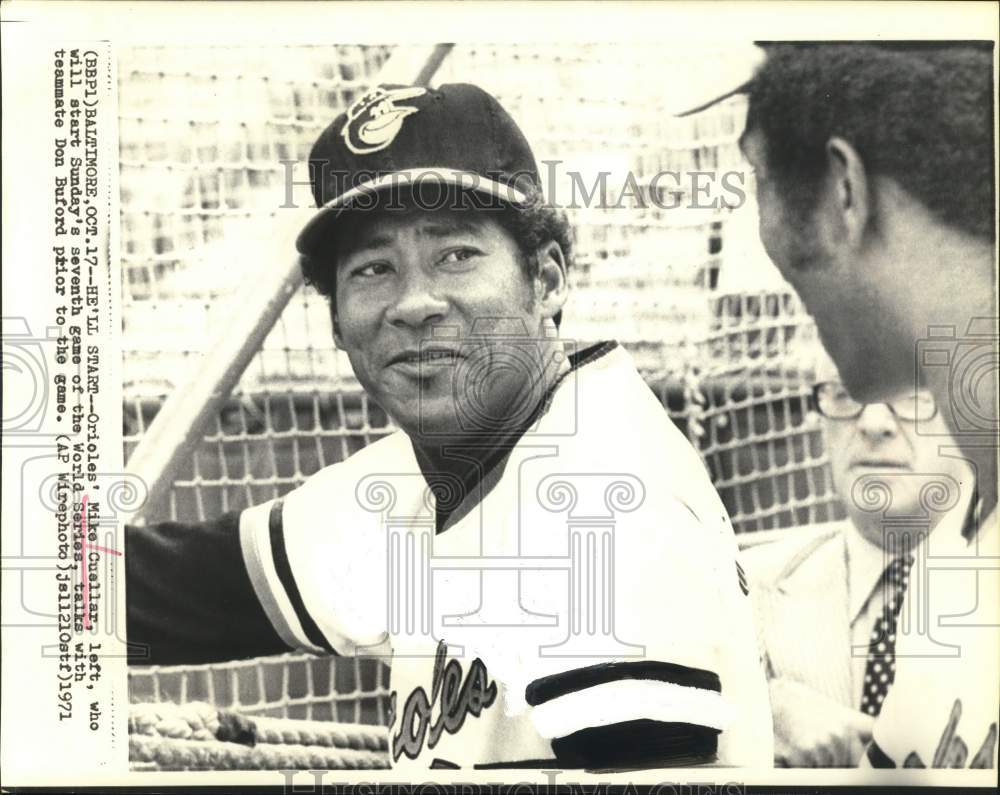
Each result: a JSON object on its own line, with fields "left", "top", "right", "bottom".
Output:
{"left": 126, "top": 510, "right": 292, "bottom": 665}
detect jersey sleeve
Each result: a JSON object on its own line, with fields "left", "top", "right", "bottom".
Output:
{"left": 526, "top": 660, "right": 726, "bottom": 768}
{"left": 238, "top": 434, "right": 414, "bottom": 659}
{"left": 238, "top": 498, "right": 342, "bottom": 655}
{"left": 238, "top": 487, "right": 393, "bottom": 658}
{"left": 521, "top": 490, "right": 774, "bottom": 769}
{"left": 125, "top": 511, "right": 291, "bottom": 665}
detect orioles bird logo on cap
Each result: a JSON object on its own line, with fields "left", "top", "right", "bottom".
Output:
{"left": 341, "top": 86, "right": 427, "bottom": 155}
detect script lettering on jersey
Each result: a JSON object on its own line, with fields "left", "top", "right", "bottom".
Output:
{"left": 391, "top": 640, "right": 498, "bottom": 762}
{"left": 901, "top": 699, "right": 998, "bottom": 768}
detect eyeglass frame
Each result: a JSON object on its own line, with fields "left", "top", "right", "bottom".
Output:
{"left": 811, "top": 381, "right": 939, "bottom": 422}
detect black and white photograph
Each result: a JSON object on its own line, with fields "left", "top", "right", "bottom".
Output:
{"left": 1, "top": 2, "right": 997, "bottom": 790}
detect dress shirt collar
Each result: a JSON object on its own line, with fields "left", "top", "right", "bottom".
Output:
{"left": 844, "top": 525, "right": 887, "bottom": 626}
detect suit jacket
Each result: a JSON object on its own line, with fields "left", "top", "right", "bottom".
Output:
{"left": 741, "top": 522, "right": 855, "bottom": 709}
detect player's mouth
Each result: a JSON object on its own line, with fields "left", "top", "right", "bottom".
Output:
{"left": 386, "top": 348, "right": 462, "bottom": 377}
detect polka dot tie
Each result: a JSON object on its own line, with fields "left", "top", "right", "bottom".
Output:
{"left": 860, "top": 554, "right": 914, "bottom": 717}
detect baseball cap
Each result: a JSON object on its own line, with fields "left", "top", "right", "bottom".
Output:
{"left": 671, "top": 42, "right": 991, "bottom": 117}
{"left": 296, "top": 82, "right": 542, "bottom": 255}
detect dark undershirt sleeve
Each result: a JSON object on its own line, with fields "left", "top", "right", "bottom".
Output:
{"left": 126, "top": 511, "right": 291, "bottom": 666}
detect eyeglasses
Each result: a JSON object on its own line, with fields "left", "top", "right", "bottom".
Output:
{"left": 812, "top": 381, "right": 938, "bottom": 422}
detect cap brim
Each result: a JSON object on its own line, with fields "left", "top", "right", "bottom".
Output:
{"left": 674, "top": 78, "right": 754, "bottom": 117}
{"left": 669, "top": 43, "right": 765, "bottom": 117}
{"left": 295, "top": 168, "right": 530, "bottom": 255}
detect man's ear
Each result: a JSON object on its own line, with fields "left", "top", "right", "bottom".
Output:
{"left": 534, "top": 240, "right": 569, "bottom": 321}
{"left": 821, "top": 136, "right": 872, "bottom": 249}
{"left": 329, "top": 301, "right": 343, "bottom": 346}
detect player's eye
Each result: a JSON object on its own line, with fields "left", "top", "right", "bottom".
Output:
{"left": 439, "top": 248, "right": 480, "bottom": 266}
{"left": 350, "top": 261, "right": 393, "bottom": 278}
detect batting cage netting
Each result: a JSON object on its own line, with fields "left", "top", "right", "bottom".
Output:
{"left": 121, "top": 43, "right": 843, "bottom": 769}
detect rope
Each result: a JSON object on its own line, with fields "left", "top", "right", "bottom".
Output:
{"left": 130, "top": 701, "right": 221, "bottom": 741}
{"left": 129, "top": 701, "right": 391, "bottom": 770}
{"left": 129, "top": 734, "right": 389, "bottom": 770}
{"left": 249, "top": 714, "right": 387, "bottom": 751}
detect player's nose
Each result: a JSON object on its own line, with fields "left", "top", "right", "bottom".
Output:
{"left": 385, "top": 268, "right": 448, "bottom": 330}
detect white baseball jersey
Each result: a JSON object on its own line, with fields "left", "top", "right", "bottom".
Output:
{"left": 240, "top": 342, "right": 773, "bottom": 770}
{"left": 864, "top": 506, "right": 999, "bottom": 769}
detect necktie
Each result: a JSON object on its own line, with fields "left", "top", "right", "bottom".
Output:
{"left": 860, "top": 554, "right": 914, "bottom": 717}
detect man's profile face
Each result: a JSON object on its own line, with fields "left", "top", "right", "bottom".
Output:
{"left": 741, "top": 128, "right": 824, "bottom": 281}
{"left": 741, "top": 126, "right": 909, "bottom": 405}
{"left": 332, "top": 204, "right": 552, "bottom": 439}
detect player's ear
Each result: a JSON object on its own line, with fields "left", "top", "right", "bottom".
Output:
{"left": 819, "top": 136, "right": 872, "bottom": 250}
{"left": 329, "top": 299, "right": 344, "bottom": 346}
{"left": 534, "top": 240, "right": 569, "bottom": 321}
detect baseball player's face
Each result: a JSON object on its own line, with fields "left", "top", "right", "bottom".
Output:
{"left": 741, "top": 127, "right": 914, "bottom": 406}
{"left": 332, "top": 204, "right": 562, "bottom": 440}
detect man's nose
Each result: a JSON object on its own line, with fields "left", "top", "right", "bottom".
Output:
{"left": 855, "top": 403, "right": 899, "bottom": 438}
{"left": 385, "top": 269, "right": 448, "bottom": 329}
